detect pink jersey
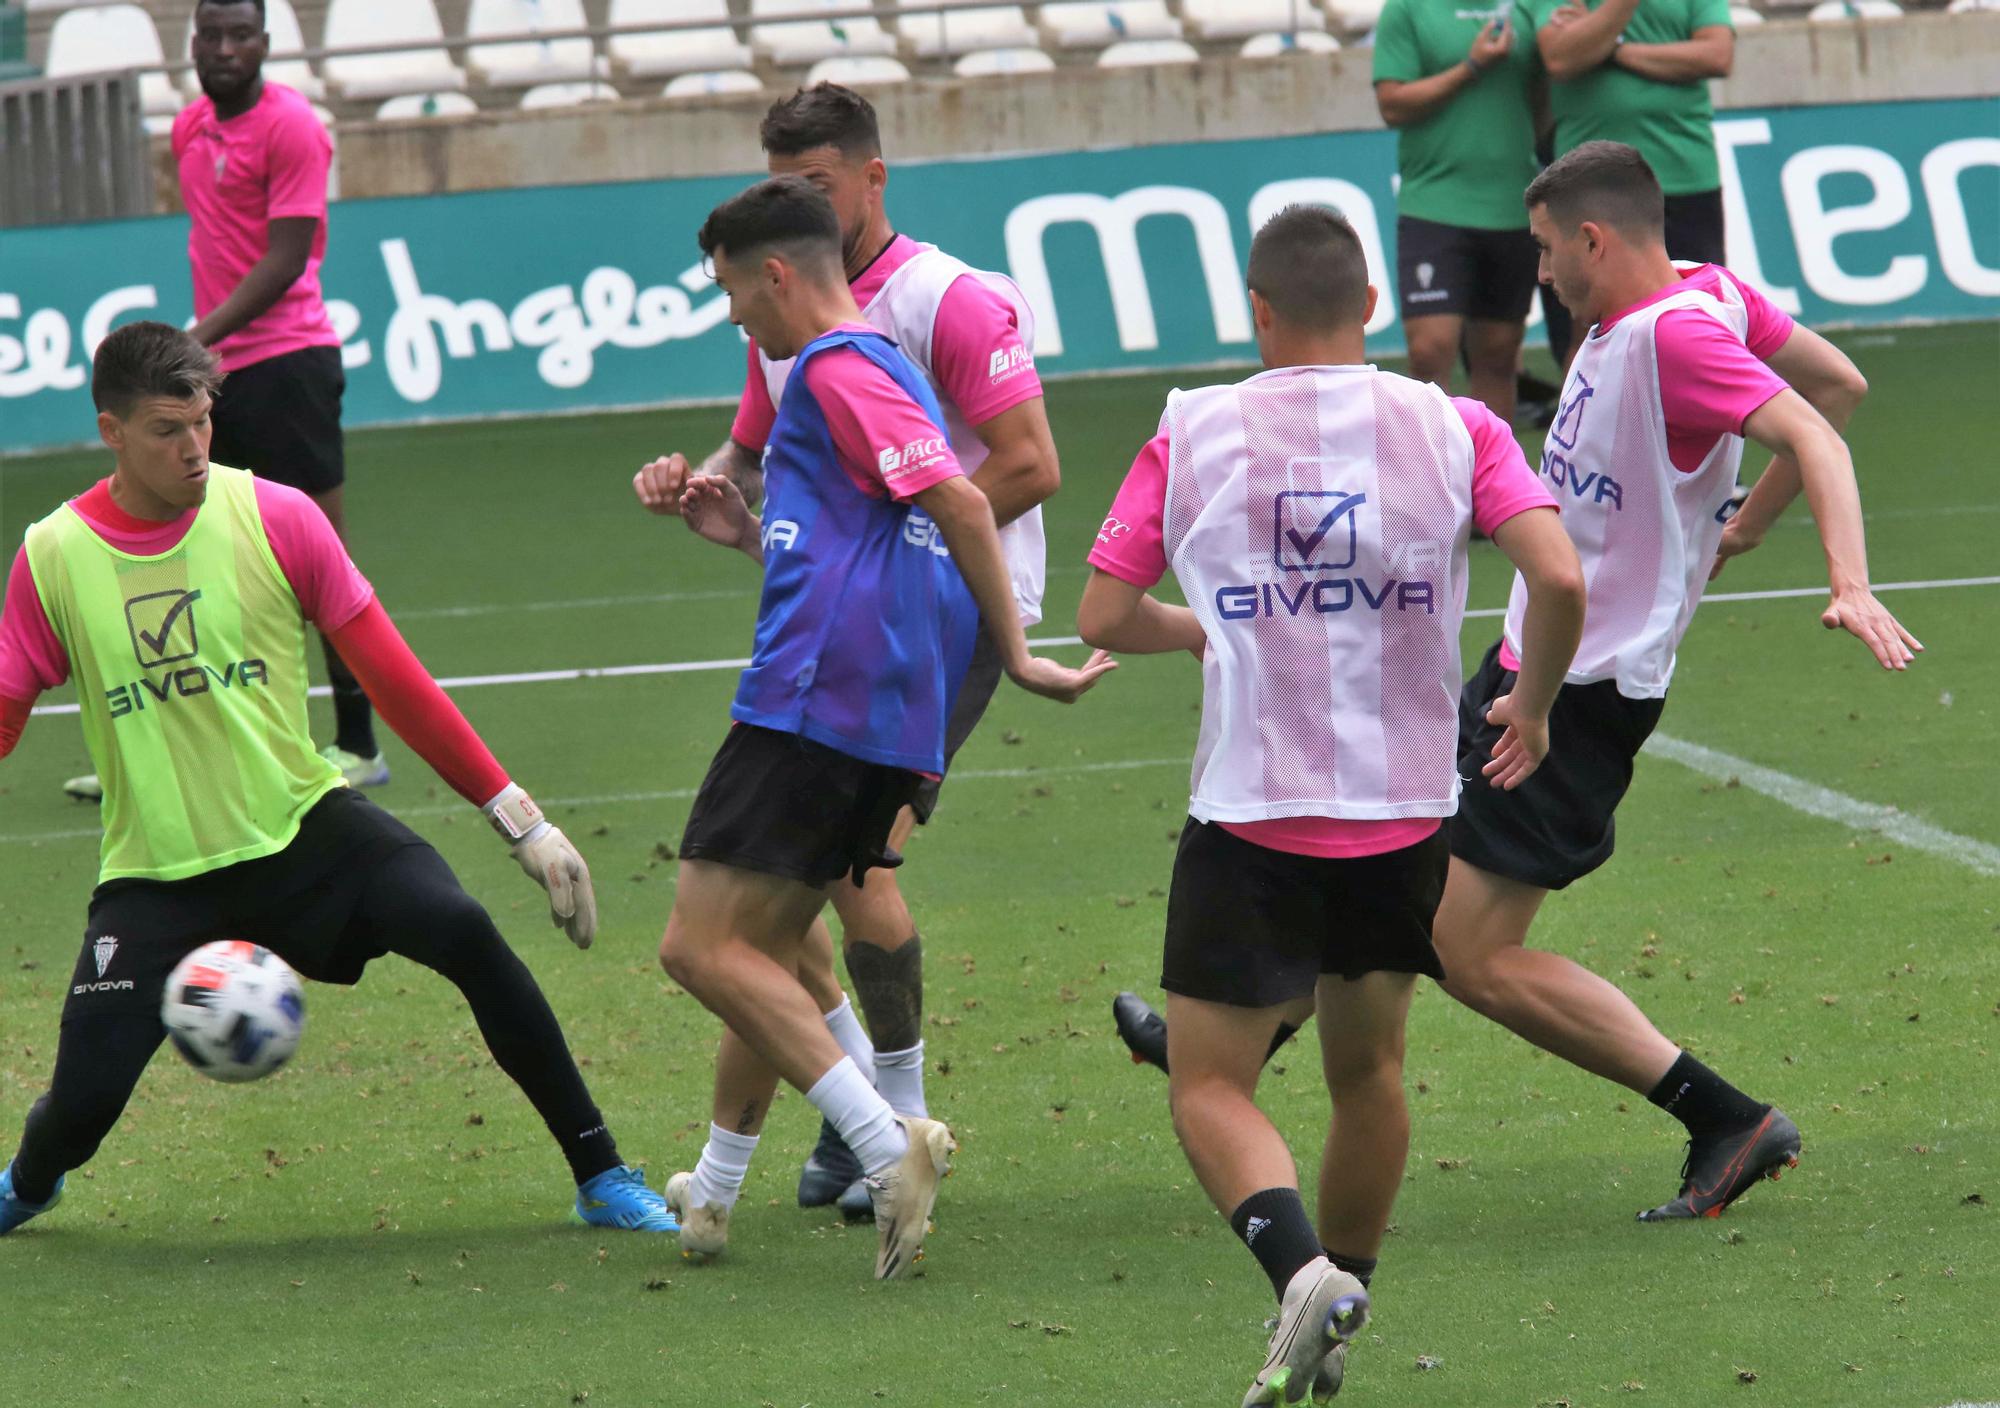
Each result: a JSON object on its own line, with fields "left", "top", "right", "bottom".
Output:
{"left": 0, "top": 476, "right": 371, "bottom": 701}
{"left": 731, "top": 234, "right": 1042, "bottom": 451}
{"left": 802, "top": 327, "right": 966, "bottom": 502}
{"left": 1090, "top": 391, "right": 1555, "bottom": 858}
{"left": 171, "top": 82, "right": 340, "bottom": 372}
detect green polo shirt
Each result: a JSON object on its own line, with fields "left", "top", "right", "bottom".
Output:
{"left": 1373, "top": 0, "right": 1541, "bottom": 231}
{"left": 1528, "top": 0, "right": 1735, "bottom": 195}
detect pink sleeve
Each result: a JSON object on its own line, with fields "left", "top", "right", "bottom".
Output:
{"left": 254, "top": 479, "right": 375, "bottom": 631}
{"left": 263, "top": 102, "right": 332, "bottom": 221}
{"left": 1453, "top": 398, "right": 1558, "bottom": 537}
{"left": 928, "top": 276, "right": 1044, "bottom": 426}
{"left": 1085, "top": 432, "right": 1171, "bottom": 589}
{"left": 1655, "top": 310, "right": 1790, "bottom": 449}
{"left": 803, "top": 348, "right": 964, "bottom": 502}
{"left": 1716, "top": 267, "right": 1796, "bottom": 360}
{"left": 0, "top": 547, "right": 70, "bottom": 699}
{"left": 730, "top": 339, "right": 776, "bottom": 452}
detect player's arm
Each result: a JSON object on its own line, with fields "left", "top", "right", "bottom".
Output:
{"left": 1485, "top": 507, "right": 1587, "bottom": 787}
{"left": 965, "top": 398, "right": 1059, "bottom": 528}
{"left": 679, "top": 474, "right": 764, "bottom": 564}
{"left": 0, "top": 547, "right": 66, "bottom": 761}
{"left": 1718, "top": 325, "right": 1869, "bottom": 565}
{"left": 636, "top": 437, "right": 765, "bottom": 521}
{"left": 189, "top": 216, "right": 317, "bottom": 349}
{"left": 1374, "top": 17, "right": 1514, "bottom": 128}
{"left": 1609, "top": 24, "right": 1733, "bottom": 82}
{"left": 1537, "top": 0, "right": 1638, "bottom": 79}
{"left": 0, "top": 694, "right": 31, "bottom": 761}
{"left": 1739, "top": 390, "right": 1921, "bottom": 670}
{"left": 1076, "top": 572, "right": 1204, "bottom": 657}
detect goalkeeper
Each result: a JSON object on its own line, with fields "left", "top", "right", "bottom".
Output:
{"left": 0, "top": 322, "right": 675, "bottom": 1236}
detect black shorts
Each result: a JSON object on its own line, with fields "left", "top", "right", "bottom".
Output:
{"left": 1664, "top": 188, "right": 1727, "bottom": 267}
{"left": 63, "top": 788, "right": 429, "bottom": 1026}
{"left": 1396, "top": 215, "right": 1540, "bottom": 323}
{"left": 1160, "top": 819, "right": 1448, "bottom": 1009}
{"left": 679, "top": 723, "right": 925, "bottom": 888}
{"left": 208, "top": 344, "right": 347, "bottom": 495}
{"left": 911, "top": 628, "right": 1005, "bottom": 823}
{"left": 1448, "top": 639, "right": 1667, "bottom": 891}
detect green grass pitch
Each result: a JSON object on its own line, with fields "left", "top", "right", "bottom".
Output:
{"left": 1, "top": 323, "right": 1995, "bottom": 1407}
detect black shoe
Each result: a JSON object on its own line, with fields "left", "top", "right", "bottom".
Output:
{"left": 1637, "top": 1107, "right": 1801, "bottom": 1221}
{"left": 797, "top": 1117, "right": 865, "bottom": 1208}
{"left": 1112, "top": 992, "right": 1168, "bottom": 1074}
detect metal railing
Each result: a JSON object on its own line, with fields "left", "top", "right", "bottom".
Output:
{"left": 0, "top": 70, "right": 151, "bottom": 227}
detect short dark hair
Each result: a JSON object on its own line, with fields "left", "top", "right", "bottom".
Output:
{"left": 1245, "top": 205, "right": 1370, "bottom": 331}
{"left": 759, "top": 83, "right": 881, "bottom": 160}
{"left": 91, "top": 322, "right": 223, "bottom": 419}
{"left": 195, "top": 0, "right": 266, "bottom": 19}
{"left": 698, "top": 175, "right": 844, "bottom": 278}
{"left": 1523, "top": 140, "right": 1664, "bottom": 236}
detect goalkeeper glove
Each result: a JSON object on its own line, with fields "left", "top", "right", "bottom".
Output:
{"left": 482, "top": 783, "right": 598, "bottom": 949}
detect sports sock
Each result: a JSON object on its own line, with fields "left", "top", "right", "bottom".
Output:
{"left": 1325, "top": 1250, "right": 1377, "bottom": 1289}
{"left": 873, "top": 1042, "right": 927, "bottom": 1118}
{"left": 1229, "top": 1187, "right": 1324, "bottom": 1300}
{"left": 823, "top": 997, "right": 876, "bottom": 1085}
{"left": 323, "top": 634, "right": 377, "bottom": 758}
{"left": 562, "top": 1121, "right": 622, "bottom": 1186}
{"left": 688, "top": 1123, "right": 760, "bottom": 1211}
{"left": 1646, "top": 1050, "right": 1767, "bottom": 1135}
{"left": 1266, "top": 1021, "right": 1300, "bottom": 1065}
{"left": 806, "top": 1056, "right": 908, "bottom": 1176}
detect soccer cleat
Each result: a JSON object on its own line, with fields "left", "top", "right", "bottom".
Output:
{"left": 866, "top": 1116, "right": 955, "bottom": 1280}
{"left": 664, "top": 1171, "right": 730, "bottom": 1260}
{"left": 1243, "top": 1258, "right": 1369, "bottom": 1407}
{"left": 797, "top": 1116, "right": 865, "bottom": 1208}
{"left": 0, "top": 1160, "right": 63, "bottom": 1236}
{"left": 1311, "top": 1343, "right": 1348, "bottom": 1402}
{"left": 1113, "top": 991, "right": 1169, "bottom": 1073}
{"left": 1637, "top": 1106, "right": 1802, "bottom": 1222}
{"left": 320, "top": 744, "right": 390, "bottom": 788}
{"left": 574, "top": 1164, "right": 679, "bottom": 1233}
{"left": 61, "top": 774, "right": 102, "bottom": 803}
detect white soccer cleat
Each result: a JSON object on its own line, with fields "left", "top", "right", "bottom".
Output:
{"left": 663, "top": 1171, "right": 730, "bottom": 1261}
{"left": 319, "top": 744, "right": 390, "bottom": 788}
{"left": 865, "top": 1116, "right": 955, "bottom": 1280}
{"left": 1242, "top": 1257, "right": 1369, "bottom": 1407}
{"left": 61, "top": 773, "right": 102, "bottom": 803}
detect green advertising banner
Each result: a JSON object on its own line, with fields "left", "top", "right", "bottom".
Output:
{"left": 1, "top": 97, "right": 1995, "bottom": 455}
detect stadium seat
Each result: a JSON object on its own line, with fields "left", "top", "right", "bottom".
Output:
{"left": 1320, "top": 0, "right": 1387, "bottom": 32}
{"left": 467, "top": 0, "right": 606, "bottom": 88}
{"left": 519, "top": 80, "right": 623, "bottom": 108}
{"left": 1095, "top": 37, "right": 1200, "bottom": 66}
{"left": 1240, "top": 29, "right": 1341, "bottom": 55}
{"left": 805, "top": 54, "right": 911, "bottom": 86}
{"left": 1184, "top": 0, "right": 1329, "bottom": 42}
{"left": 1945, "top": 0, "right": 2000, "bottom": 12}
{"left": 953, "top": 45, "right": 1056, "bottom": 76}
{"left": 608, "top": 0, "right": 752, "bottom": 78}
{"left": 377, "top": 91, "right": 482, "bottom": 119}
{"left": 1036, "top": 2, "right": 1183, "bottom": 49}
{"left": 748, "top": 0, "right": 898, "bottom": 65}
{"left": 322, "top": 0, "right": 467, "bottom": 101}
{"left": 1728, "top": 5, "right": 1764, "bottom": 22}
{"left": 44, "top": 4, "right": 182, "bottom": 125}
{"left": 662, "top": 68, "right": 763, "bottom": 96}
{"left": 180, "top": 0, "right": 323, "bottom": 101}
{"left": 897, "top": 5, "right": 1037, "bottom": 58}
{"left": 1806, "top": 0, "right": 1901, "bottom": 14}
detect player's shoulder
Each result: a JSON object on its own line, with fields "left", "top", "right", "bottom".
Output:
{"left": 169, "top": 97, "right": 210, "bottom": 149}
{"left": 259, "top": 83, "right": 329, "bottom": 141}
{"left": 240, "top": 470, "right": 323, "bottom": 525}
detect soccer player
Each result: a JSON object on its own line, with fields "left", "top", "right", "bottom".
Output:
{"left": 634, "top": 83, "right": 1059, "bottom": 1215}
{"left": 648, "top": 177, "right": 1110, "bottom": 1279}
{"left": 0, "top": 322, "right": 675, "bottom": 1237}
{"left": 1077, "top": 205, "right": 1586, "bottom": 1404}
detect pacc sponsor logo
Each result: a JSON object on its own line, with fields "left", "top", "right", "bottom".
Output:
{"left": 988, "top": 345, "right": 1034, "bottom": 383}
{"left": 1096, "top": 515, "right": 1134, "bottom": 545}
{"left": 878, "top": 435, "right": 950, "bottom": 479}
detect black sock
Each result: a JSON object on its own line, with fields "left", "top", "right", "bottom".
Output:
{"left": 561, "top": 1122, "right": 622, "bottom": 1186}
{"left": 1229, "top": 1188, "right": 1324, "bottom": 1300}
{"left": 1325, "top": 1250, "right": 1377, "bottom": 1289}
{"left": 1646, "top": 1051, "right": 1767, "bottom": 1134}
{"left": 1264, "top": 1022, "right": 1300, "bottom": 1066}
{"left": 322, "top": 634, "right": 377, "bottom": 758}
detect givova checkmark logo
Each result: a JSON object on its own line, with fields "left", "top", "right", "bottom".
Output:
{"left": 1274, "top": 490, "right": 1368, "bottom": 573}
{"left": 125, "top": 588, "right": 203, "bottom": 668}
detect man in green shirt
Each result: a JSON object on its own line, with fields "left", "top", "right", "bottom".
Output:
{"left": 1373, "top": 1, "right": 1543, "bottom": 422}
{"left": 1531, "top": 0, "right": 1735, "bottom": 358}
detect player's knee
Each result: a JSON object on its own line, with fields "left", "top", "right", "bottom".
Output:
{"left": 1323, "top": 1048, "right": 1405, "bottom": 1104}
{"left": 658, "top": 925, "right": 704, "bottom": 989}
{"left": 409, "top": 890, "right": 509, "bottom": 976}
{"left": 1403, "top": 325, "right": 1456, "bottom": 381}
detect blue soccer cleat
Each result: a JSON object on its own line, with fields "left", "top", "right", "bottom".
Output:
{"left": 575, "top": 1165, "right": 679, "bottom": 1232}
{"left": 797, "top": 1116, "right": 865, "bottom": 1209}
{"left": 0, "top": 1159, "right": 63, "bottom": 1235}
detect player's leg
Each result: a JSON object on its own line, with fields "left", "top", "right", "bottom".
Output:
{"left": 1403, "top": 314, "right": 1464, "bottom": 394}
{"left": 3, "top": 1011, "right": 165, "bottom": 1231}
{"left": 303, "top": 481, "right": 382, "bottom": 782}
{"left": 1397, "top": 215, "right": 1473, "bottom": 393}
{"left": 827, "top": 807, "right": 925, "bottom": 1115}
{"left": 1112, "top": 990, "right": 1312, "bottom": 1075}
{"left": 1461, "top": 224, "right": 1540, "bottom": 426}
{"left": 794, "top": 914, "right": 874, "bottom": 1210}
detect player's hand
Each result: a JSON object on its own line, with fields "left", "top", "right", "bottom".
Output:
{"left": 482, "top": 785, "right": 599, "bottom": 948}
{"left": 1469, "top": 15, "right": 1512, "bottom": 65}
{"left": 1482, "top": 692, "right": 1551, "bottom": 790}
{"left": 680, "top": 474, "right": 757, "bottom": 554}
{"left": 1822, "top": 585, "right": 1923, "bottom": 671}
{"left": 1707, "top": 519, "right": 1763, "bottom": 581}
{"left": 1007, "top": 647, "right": 1118, "bottom": 703}
{"left": 634, "top": 454, "right": 692, "bottom": 516}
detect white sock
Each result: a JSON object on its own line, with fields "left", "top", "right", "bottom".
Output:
{"left": 688, "top": 1123, "right": 760, "bottom": 1211}
{"left": 823, "top": 997, "right": 876, "bottom": 1087}
{"left": 806, "top": 1056, "right": 908, "bottom": 1176}
{"left": 873, "top": 1041, "right": 927, "bottom": 1118}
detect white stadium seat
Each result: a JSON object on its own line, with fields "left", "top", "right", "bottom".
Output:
{"left": 1945, "top": 0, "right": 2000, "bottom": 12}
{"left": 45, "top": 5, "right": 183, "bottom": 124}
{"left": 608, "top": 0, "right": 752, "bottom": 78}
{"left": 180, "top": 0, "right": 323, "bottom": 100}
{"left": 1037, "top": 2, "right": 1182, "bottom": 49}
{"left": 323, "top": 0, "right": 467, "bottom": 100}
{"left": 1095, "top": 37, "right": 1200, "bottom": 67}
{"left": 805, "top": 55, "right": 912, "bottom": 87}
{"left": 1184, "top": 0, "right": 1328, "bottom": 42}
{"left": 377, "top": 91, "right": 483, "bottom": 120}
{"left": 1806, "top": 0, "right": 1901, "bottom": 13}
{"left": 518, "top": 80, "right": 623, "bottom": 108}
{"left": 954, "top": 46, "right": 1056, "bottom": 76}
{"left": 1321, "top": 0, "right": 1387, "bottom": 31}
{"left": 749, "top": 0, "right": 899, "bottom": 65}
{"left": 1240, "top": 29, "right": 1341, "bottom": 55}
{"left": 898, "top": 5, "right": 1038, "bottom": 58}
{"left": 663, "top": 69, "right": 765, "bottom": 97}
{"left": 1728, "top": 5, "right": 1765, "bottom": 21}
{"left": 467, "top": 0, "right": 606, "bottom": 88}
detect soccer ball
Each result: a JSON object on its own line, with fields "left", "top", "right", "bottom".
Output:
{"left": 162, "top": 941, "right": 306, "bottom": 1084}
